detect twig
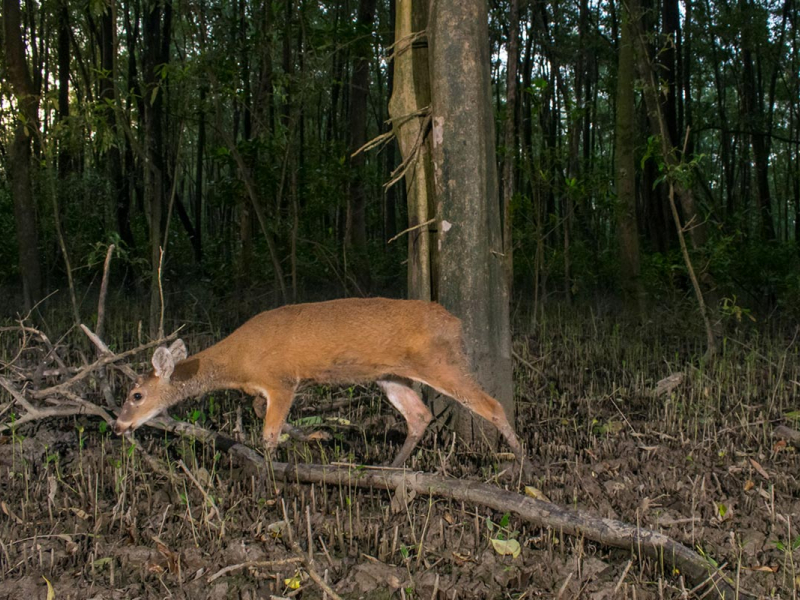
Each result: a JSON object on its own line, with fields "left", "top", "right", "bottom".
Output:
{"left": 177, "top": 459, "right": 221, "bottom": 522}
{"left": 80, "top": 324, "right": 138, "bottom": 380}
{"left": 0, "top": 376, "right": 38, "bottom": 414}
{"left": 385, "top": 112, "right": 432, "bottom": 190}
{"left": 386, "top": 218, "right": 435, "bottom": 245}
{"left": 511, "top": 349, "right": 546, "bottom": 379}
{"left": 95, "top": 244, "right": 115, "bottom": 341}
{"left": 157, "top": 247, "right": 166, "bottom": 340}
{"left": 30, "top": 332, "right": 180, "bottom": 400}
{"left": 49, "top": 162, "right": 81, "bottom": 328}
{"left": 206, "top": 557, "right": 303, "bottom": 583}
{"left": 288, "top": 542, "right": 344, "bottom": 600}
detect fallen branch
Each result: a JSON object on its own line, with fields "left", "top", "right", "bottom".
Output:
{"left": 263, "top": 462, "right": 751, "bottom": 600}
{"left": 142, "top": 414, "right": 265, "bottom": 465}
{"left": 206, "top": 557, "right": 303, "bottom": 584}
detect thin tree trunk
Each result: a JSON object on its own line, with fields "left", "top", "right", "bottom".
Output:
{"left": 630, "top": 0, "right": 716, "bottom": 358}
{"left": 389, "top": 0, "right": 435, "bottom": 301}
{"left": 57, "top": 0, "right": 75, "bottom": 178}
{"left": 143, "top": 0, "right": 171, "bottom": 337}
{"left": 615, "top": 0, "right": 644, "bottom": 312}
{"left": 3, "top": 0, "right": 43, "bottom": 310}
{"left": 346, "top": 0, "right": 378, "bottom": 283}
{"left": 501, "top": 0, "right": 520, "bottom": 304}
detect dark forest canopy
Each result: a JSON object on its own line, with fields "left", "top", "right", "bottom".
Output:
{"left": 0, "top": 0, "right": 798, "bottom": 327}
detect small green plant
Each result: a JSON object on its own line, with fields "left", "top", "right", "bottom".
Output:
{"left": 720, "top": 296, "right": 755, "bottom": 323}
{"left": 773, "top": 536, "right": 800, "bottom": 553}
{"left": 186, "top": 409, "right": 206, "bottom": 425}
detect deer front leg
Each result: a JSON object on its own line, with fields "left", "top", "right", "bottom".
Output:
{"left": 254, "top": 395, "right": 312, "bottom": 442}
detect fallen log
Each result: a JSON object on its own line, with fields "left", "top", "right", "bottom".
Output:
{"left": 265, "top": 461, "right": 750, "bottom": 600}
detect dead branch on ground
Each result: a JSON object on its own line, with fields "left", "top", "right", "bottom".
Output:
{"left": 265, "top": 462, "right": 750, "bottom": 600}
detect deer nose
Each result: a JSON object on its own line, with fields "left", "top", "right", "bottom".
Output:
{"left": 113, "top": 420, "right": 129, "bottom": 435}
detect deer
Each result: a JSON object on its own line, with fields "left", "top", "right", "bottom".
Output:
{"left": 113, "top": 297, "right": 527, "bottom": 470}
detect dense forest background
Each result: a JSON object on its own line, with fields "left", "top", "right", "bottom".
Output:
{"left": 1, "top": 0, "right": 799, "bottom": 329}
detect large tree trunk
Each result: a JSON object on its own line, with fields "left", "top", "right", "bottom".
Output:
{"left": 3, "top": 0, "right": 43, "bottom": 310}
{"left": 615, "top": 1, "right": 644, "bottom": 311}
{"left": 429, "top": 0, "right": 513, "bottom": 443}
{"left": 388, "top": 0, "right": 435, "bottom": 301}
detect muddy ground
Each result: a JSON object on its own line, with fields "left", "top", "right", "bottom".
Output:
{"left": 1, "top": 313, "right": 798, "bottom": 599}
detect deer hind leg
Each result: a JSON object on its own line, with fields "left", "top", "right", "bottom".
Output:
{"left": 377, "top": 378, "right": 433, "bottom": 468}
{"left": 260, "top": 386, "right": 297, "bottom": 452}
{"left": 410, "top": 363, "right": 525, "bottom": 461}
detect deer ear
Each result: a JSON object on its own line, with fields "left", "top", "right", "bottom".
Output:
{"left": 152, "top": 347, "right": 176, "bottom": 380}
{"left": 168, "top": 339, "right": 188, "bottom": 362}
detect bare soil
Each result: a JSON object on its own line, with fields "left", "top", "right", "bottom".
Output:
{"left": 1, "top": 314, "right": 798, "bottom": 599}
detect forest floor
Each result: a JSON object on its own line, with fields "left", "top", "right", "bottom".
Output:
{"left": 1, "top": 307, "right": 798, "bottom": 599}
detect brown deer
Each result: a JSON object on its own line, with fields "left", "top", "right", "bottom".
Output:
{"left": 114, "top": 298, "right": 526, "bottom": 468}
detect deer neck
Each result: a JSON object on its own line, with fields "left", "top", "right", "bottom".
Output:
{"left": 168, "top": 347, "right": 226, "bottom": 404}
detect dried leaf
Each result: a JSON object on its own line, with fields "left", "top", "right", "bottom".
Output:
{"left": 1, "top": 501, "right": 23, "bottom": 525}
{"left": 745, "top": 565, "right": 778, "bottom": 573}
{"left": 524, "top": 486, "right": 551, "bottom": 503}
{"left": 70, "top": 508, "right": 90, "bottom": 520}
{"left": 490, "top": 538, "right": 521, "bottom": 559}
{"left": 43, "top": 576, "right": 55, "bottom": 600}
{"left": 749, "top": 458, "right": 769, "bottom": 480}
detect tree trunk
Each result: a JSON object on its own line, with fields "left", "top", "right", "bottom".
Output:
{"left": 389, "top": 0, "right": 435, "bottom": 301}
{"left": 193, "top": 85, "right": 206, "bottom": 263}
{"left": 142, "top": 0, "right": 171, "bottom": 337}
{"left": 501, "top": 0, "right": 520, "bottom": 302}
{"left": 346, "top": 0, "right": 378, "bottom": 282}
{"left": 429, "top": 0, "right": 513, "bottom": 443}
{"left": 57, "top": 0, "right": 76, "bottom": 178}
{"left": 100, "top": 0, "right": 135, "bottom": 253}
{"left": 615, "top": 1, "right": 644, "bottom": 311}
{"left": 3, "top": 0, "right": 43, "bottom": 310}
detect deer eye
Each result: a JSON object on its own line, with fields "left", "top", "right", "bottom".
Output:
{"left": 133, "top": 392, "right": 143, "bottom": 402}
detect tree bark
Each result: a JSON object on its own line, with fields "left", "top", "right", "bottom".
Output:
{"left": 3, "top": 0, "right": 43, "bottom": 310}
{"left": 142, "top": 0, "right": 172, "bottom": 337}
{"left": 501, "top": 0, "right": 520, "bottom": 303}
{"left": 615, "top": 1, "right": 644, "bottom": 311}
{"left": 429, "top": 0, "right": 513, "bottom": 442}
